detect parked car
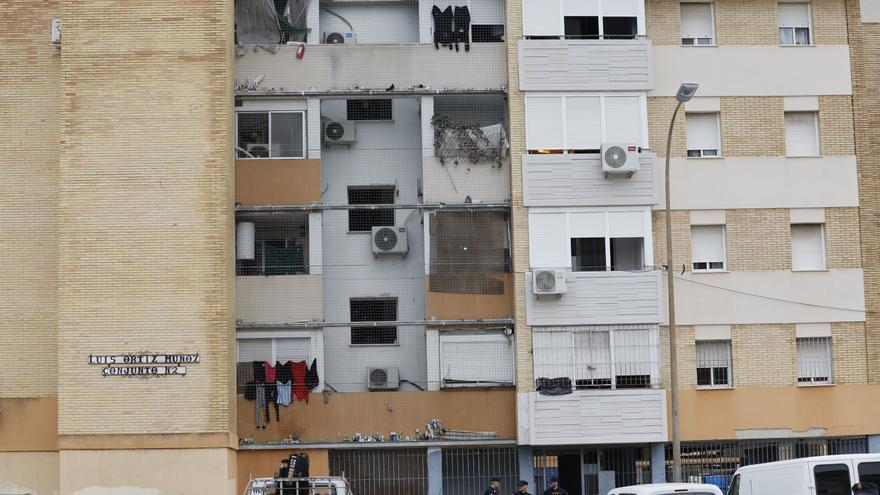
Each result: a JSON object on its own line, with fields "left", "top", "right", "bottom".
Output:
{"left": 728, "top": 454, "right": 880, "bottom": 494}
{"left": 608, "top": 483, "right": 724, "bottom": 495}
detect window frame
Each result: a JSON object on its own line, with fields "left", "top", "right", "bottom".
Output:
{"left": 680, "top": 2, "right": 716, "bottom": 46}
{"left": 790, "top": 223, "right": 826, "bottom": 271}
{"left": 235, "top": 111, "right": 307, "bottom": 159}
{"left": 784, "top": 111, "right": 820, "bottom": 157}
{"left": 235, "top": 334, "right": 313, "bottom": 394}
{"left": 685, "top": 112, "right": 722, "bottom": 158}
{"left": 695, "top": 339, "right": 733, "bottom": 388}
{"left": 350, "top": 297, "right": 399, "bottom": 346}
{"left": 779, "top": 2, "right": 813, "bottom": 46}
{"left": 346, "top": 99, "right": 393, "bottom": 121}
{"left": 796, "top": 336, "right": 834, "bottom": 385}
{"left": 690, "top": 224, "right": 727, "bottom": 272}
{"left": 347, "top": 185, "right": 396, "bottom": 233}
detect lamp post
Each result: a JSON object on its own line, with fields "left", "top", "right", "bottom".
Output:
{"left": 666, "top": 82, "right": 699, "bottom": 483}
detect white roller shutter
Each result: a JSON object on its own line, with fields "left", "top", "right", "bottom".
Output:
{"left": 681, "top": 3, "right": 714, "bottom": 39}
{"left": 533, "top": 331, "right": 574, "bottom": 379}
{"left": 566, "top": 96, "right": 602, "bottom": 149}
{"left": 529, "top": 212, "right": 569, "bottom": 268}
{"left": 613, "top": 328, "right": 652, "bottom": 377}
{"left": 779, "top": 3, "right": 810, "bottom": 26}
{"left": 604, "top": 96, "right": 642, "bottom": 145}
{"left": 523, "top": 0, "right": 562, "bottom": 35}
{"left": 785, "top": 112, "right": 819, "bottom": 156}
{"left": 526, "top": 96, "right": 564, "bottom": 150}
{"left": 573, "top": 331, "right": 611, "bottom": 381}
{"left": 275, "top": 338, "right": 311, "bottom": 362}
{"left": 439, "top": 332, "right": 514, "bottom": 386}
{"left": 608, "top": 211, "right": 645, "bottom": 238}
{"left": 791, "top": 224, "right": 825, "bottom": 270}
{"left": 569, "top": 212, "right": 606, "bottom": 238}
{"left": 691, "top": 225, "right": 725, "bottom": 264}
{"left": 564, "top": 0, "right": 600, "bottom": 16}
{"left": 602, "top": 0, "right": 641, "bottom": 17}
{"left": 686, "top": 113, "right": 720, "bottom": 152}
{"left": 237, "top": 339, "right": 272, "bottom": 362}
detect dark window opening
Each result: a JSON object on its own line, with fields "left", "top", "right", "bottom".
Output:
{"left": 429, "top": 211, "right": 511, "bottom": 294}
{"left": 610, "top": 237, "right": 645, "bottom": 272}
{"left": 236, "top": 215, "right": 309, "bottom": 276}
{"left": 571, "top": 238, "right": 606, "bottom": 272}
{"left": 237, "top": 112, "right": 269, "bottom": 157}
{"left": 697, "top": 367, "right": 729, "bottom": 387}
{"left": 858, "top": 462, "right": 880, "bottom": 488}
{"left": 347, "top": 99, "right": 392, "bottom": 121}
{"left": 575, "top": 378, "right": 612, "bottom": 390}
{"left": 350, "top": 298, "right": 398, "bottom": 345}
{"left": 564, "top": 16, "right": 599, "bottom": 39}
{"left": 348, "top": 186, "right": 395, "bottom": 232}
{"left": 603, "top": 16, "right": 638, "bottom": 39}
{"left": 615, "top": 374, "right": 651, "bottom": 389}
{"left": 472, "top": 24, "right": 504, "bottom": 42}
{"left": 814, "top": 464, "right": 852, "bottom": 495}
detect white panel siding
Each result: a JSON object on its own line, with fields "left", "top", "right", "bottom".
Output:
{"left": 524, "top": 153, "right": 657, "bottom": 206}
{"left": 526, "top": 271, "right": 663, "bottom": 326}
{"left": 519, "top": 39, "right": 652, "bottom": 91}
{"left": 236, "top": 44, "right": 507, "bottom": 93}
{"left": 524, "top": 389, "right": 668, "bottom": 445}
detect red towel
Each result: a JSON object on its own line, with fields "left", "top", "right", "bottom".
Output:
{"left": 292, "top": 360, "right": 309, "bottom": 403}
{"left": 263, "top": 361, "right": 276, "bottom": 383}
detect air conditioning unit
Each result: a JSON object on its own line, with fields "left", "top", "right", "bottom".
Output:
{"left": 323, "top": 120, "right": 357, "bottom": 144}
{"left": 372, "top": 226, "right": 409, "bottom": 255}
{"left": 601, "top": 143, "right": 640, "bottom": 177}
{"left": 367, "top": 367, "right": 400, "bottom": 391}
{"left": 533, "top": 270, "right": 567, "bottom": 296}
{"left": 326, "top": 32, "right": 357, "bottom": 44}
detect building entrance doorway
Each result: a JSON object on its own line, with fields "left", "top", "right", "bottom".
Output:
{"left": 557, "top": 454, "right": 582, "bottom": 495}
{"left": 533, "top": 447, "right": 651, "bottom": 495}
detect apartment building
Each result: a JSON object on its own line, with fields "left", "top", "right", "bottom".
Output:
{"left": 3, "top": 0, "right": 880, "bottom": 494}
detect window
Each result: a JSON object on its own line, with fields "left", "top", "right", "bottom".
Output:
{"left": 681, "top": 3, "right": 715, "bottom": 45}
{"left": 438, "top": 331, "right": 515, "bottom": 388}
{"left": 348, "top": 186, "right": 395, "bottom": 232}
{"left": 779, "top": 3, "right": 812, "bottom": 45}
{"left": 814, "top": 464, "right": 851, "bottom": 495}
{"left": 686, "top": 113, "right": 721, "bottom": 157}
{"left": 785, "top": 112, "right": 819, "bottom": 156}
{"left": 797, "top": 337, "right": 833, "bottom": 384}
{"left": 236, "top": 337, "right": 311, "bottom": 394}
{"left": 472, "top": 24, "right": 505, "bottom": 42}
{"left": 236, "top": 112, "right": 305, "bottom": 159}
{"left": 350, "top": 298, "right": 398, "bottom": 345}
{"left": 346, "top": 99, "right": 392, "bottom": 121}
{"left": 791, "top": 224, "right": 825, "bottom": 271}
{"left": 603, "top": 17, "right": 638, "bottom": 39}
{"left": 696, "top": 340, "right": 732, "bottom": 387}
{"left": 858, "top": 462, "right": 880, "bottom": 488}
{"left": 429, "top": 211, "right": 511, "bottom": 294}
{"left": 565, "top": 16, "right": 600, "bottom": 39}
{"left": 610, "top": 237, "right": 645, "bottom": 272}
{"left": 691, "top": 225, "right": 726, "bottom": 271}
{"left": 571, "top": 238, "right": 606, "bottom": 272}
{"left": 236, "top": 214, "right": 309, "bottom": 276}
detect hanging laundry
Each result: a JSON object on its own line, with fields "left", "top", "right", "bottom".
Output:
{"left": 277, "top": 360, "right": 293, "bottom": 383}
{"left": 255, "top": 384, "right": 269, "bottom": 428}
{"left": 292, "top": 360, "right": 309, "bottom": 402}
{"left": 263, "top": 361, "right": 277, "bottom": 383}
{"left": 454, "top": 6, "right": 471, "bottom": 52}
{"left": 277, "top": 381, "right": 292, "bottom": 406}
{"left": 306, "top": 359, "right": 319, "bottom": 391}
{"left": 432, "top": 6, "right": 454, "bottom": 50}
{"left": 253, "top": 361, "right": 266, "bottom": 383}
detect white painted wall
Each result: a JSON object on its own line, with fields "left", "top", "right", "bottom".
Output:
{"left": 662, "top": 269, "right": 866, "bottom": 325}
{"left": 653, "top": 156, "right": 859, "bottom": 210}
{"left": 319, "top": 2, "right": 419, "bottom": 44}
{"left": 651, "top": 45, "right": 853, "bottom": 97}
{"left": 320, "top": 97, "right": 427, "bottom": 392}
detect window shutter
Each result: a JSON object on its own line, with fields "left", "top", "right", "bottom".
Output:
{"left": 791, "top": 224, "right": 824, "bottom": 270}
{"left": 523, "top": 0, "right": 562, "bottom": 35}
{"left": 691, "top": 225, "right": 724, "bottom": 263}
{"left": 603, "top": 0, "right": 641, "bottom": 16}
{"left": 681, "top": 3, "right": 713, "bottom": 39}
{"left": 686, "top": 113, "right": 720, "bottom": 151}
{"left": 533, "top": 331, "right": 574, "bottom": 379}
{"left": 574, "top": 331, "right": 611, "bottom": 380}
{"left": 613, "top": 328, "right": 651, "bottom": 376}
{"left": 529, "top": 212, "right": 569, "bottom": 268}
{"left": 564, "top": 0, "right": 599, "bottom": 16}
{"left": 275, "top": 338, "right": 311, "bottom": 363}
{"left": 604, "top": 96, "right": 642, "bottom": 145}
{"left": 237, "top": 339, "right": 272, "bottom": 362}
{"left": 785, "top": 112, "right": 819, "bottom": 156}
{"left": 566, "top": 96, "right": 602, "bottom": 149}
{"left": 779, "top": 3, "right": 810, "bottom": 26}
{"left": 526, "top": 96, "right": 565, "bottom": 149}
{"left": 439, "top": 333, "right": 514, "bottom": 384}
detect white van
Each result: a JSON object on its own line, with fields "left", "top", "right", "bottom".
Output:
{"left": 729, "top": 454, "right": 880, "bottom": 494}
{"left": 608, "top": 483, "right": 724, "bottom": 495}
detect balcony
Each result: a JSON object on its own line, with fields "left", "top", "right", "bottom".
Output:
{"left": 519, "top": 388, "right": 667, "bottom": 446}
{"left": 518, "top": 38, "right": 651, "bottom": 92}
{"left": 526, "top": 270, "right": 662, "bottom": 326}
{"left": 523, "top": 152, "right": 656, "bottom": 207}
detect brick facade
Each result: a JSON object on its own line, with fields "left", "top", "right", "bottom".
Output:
{"left": 819, "top": 96, "right": 857, "bottom": 156}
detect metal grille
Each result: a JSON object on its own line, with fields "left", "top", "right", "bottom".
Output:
{"left": 666, "top": 436, "right": 868, "bottom": 491}
{"left": 797, "top": 336, "right": 833, "bottom": 384}
{"left": 329, "top": 449, "right": 428, "bottom": 495}
{"left": 533, "top": 447, "right": 651, "bottom": 495}
{"left": 695, "top": 340, "right": 732, "bottom": 388}
{"left": 442, "top": 448, "right": 518, "bottom": 495}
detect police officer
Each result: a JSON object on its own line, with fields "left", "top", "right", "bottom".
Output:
{"left": 543, "top": 477, "right": 568, "bottom": 495}
{"left": 484, "top": 477, "right": 502, "bottom": 495}
{"left": 853, "top": 482, "right": 880, "bottom": 495}
{"left": 514, "top": 480, "right": 533, "bottom": 495}
{"left": 275, "top": 458, "right": 291, "bottom": 495}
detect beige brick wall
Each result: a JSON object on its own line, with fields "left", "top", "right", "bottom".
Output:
{"left": 726, "top": 209, "right": 791, "bottom": 271}
{"left": 647, "top": 97, "right": 687, "bottom": 157}
{"left": 731, "top": 324, "right": 798, "bottom": 387}
{"left": 819, "top": 96, "right": 856, "bottom": 156}
{"left": 826, "top": 207, "right": 862, "bottom": 269}
{"left": 720, "top": 97, "right": 786, "bottom": 157}
{"left": 57, "top": 1, "right": 236, "bottom": 435}
{"left": 659, "top": 325, "right": 697, "bottom": 389}
{"left": 848, "top": 0, "right": 880, "bottom": 383}
{"left": 652, "top": 210, "right": 692, "bottom": 273}
{"left": 646, "top": 0, "right": 849, "bottom": 45}
{"left": 833, "top": 322, "right": 869, "bottom": 385}
{"left": 0, "top": 1, "right": 60, "bottom": 398}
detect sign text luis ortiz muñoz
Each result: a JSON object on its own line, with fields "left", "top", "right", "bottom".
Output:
{"left": 88, "top": 353, "right": 200, "bottom": 376}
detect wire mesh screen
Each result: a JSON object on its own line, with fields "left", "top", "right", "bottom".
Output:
{"left": 667, "top": 436, "right": 869, "bottom": 491}
{"left": 442, "top": 448, "right": 518, "bottom": 495}
{"left": 533, "top": 447, "right": 652, "bottom": 495}
{"left": 329, "top": 449, "right": 428, "bottom": 495}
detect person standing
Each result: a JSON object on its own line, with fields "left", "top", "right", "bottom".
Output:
{"left": 543, "top": 477, "right": 568, "bottom": 495}
{"left": 275, "top": 458, "right": 291, "bottom": 495}
{"left": 484, "top": 478, "right": 502, "bottom": 495}
{"left": 515, "top": 480, "right": 533, "bottom": 495}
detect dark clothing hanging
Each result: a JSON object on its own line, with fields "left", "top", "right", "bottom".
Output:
{"left": 432, "top": 6, "right": 454, "bottom": 49}
{"left": 454, "top": 6, "right": 471, "bottom": 52}
{"left": 253, "top": 361, "right": 267, "bottom": 383}
{"left": 277, "top": 360, "right": 293, "bottom": 383}
{"left": 306, "top": 359, "right": 319, "bottom": 390}
{"left": 244, "top": 381, "right": 257, "bottom": 400}
{"left": 292, "top": 360, "right": 309, "bottom": 402}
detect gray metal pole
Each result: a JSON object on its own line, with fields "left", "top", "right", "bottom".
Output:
{"left": 665, "top": 100, "right": 683, "bottom": 483}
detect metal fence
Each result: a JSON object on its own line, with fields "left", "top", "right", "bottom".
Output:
{"left": 533, "top": 447, "right": 652, "bottom": 495}
{"left": 443, "top": 448, "right": 519, "bottom": 495}
{"left": 329, "top": 449, "right": 428, "bottom": 495}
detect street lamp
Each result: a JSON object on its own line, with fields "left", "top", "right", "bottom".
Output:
{"left": 666, "top": 82, "right": 699, "bottom": 483}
